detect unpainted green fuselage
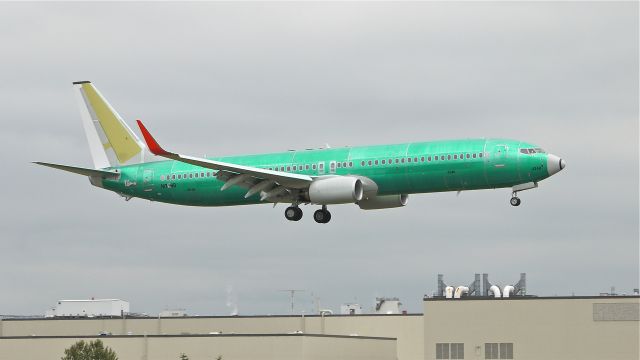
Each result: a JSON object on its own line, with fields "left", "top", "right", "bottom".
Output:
{"left": 99, "top": 139, "right": 551, "bottom": 206}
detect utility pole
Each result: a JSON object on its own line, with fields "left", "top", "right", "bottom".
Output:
{"left": 279, "top": 289, "right": 305, "bottom": 314}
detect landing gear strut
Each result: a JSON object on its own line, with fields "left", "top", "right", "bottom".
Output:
{"left": 510, "top": 192, "right": 521, "bottom": 207}
{"left": 313, "top": 205, "right": 331, "bottom": 224}
{"left": 284, "top": 206, "right": 303, "bottom": 221}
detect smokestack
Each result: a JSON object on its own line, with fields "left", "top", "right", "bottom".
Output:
{"left": 482, "top": 273, "right": 490, "bottom": 296}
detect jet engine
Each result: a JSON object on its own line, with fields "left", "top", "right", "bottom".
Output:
{"left": 357, "top": 194, "right": 408, "bottom": 210}
{"left": 308, "top": 177, "right": 363, "bottom": 204}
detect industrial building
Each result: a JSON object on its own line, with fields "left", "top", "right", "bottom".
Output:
{"left": 1, "top": 295, "right": 637, "bottom": 359}
{"left": 45, "top": 299, "right": 130, "bottom": 318}
{"left": 1, "top": 274, "right": 638, "bottom": 359}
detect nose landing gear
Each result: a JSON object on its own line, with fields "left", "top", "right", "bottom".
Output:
{"left": 313, "top": 205, "right": 332, "bottom": 224}
{"left": 510, "top": 194, "right": 521, "bottom": 207}
{"left": 510, "top": 182, "right": 538, "bottom": 207}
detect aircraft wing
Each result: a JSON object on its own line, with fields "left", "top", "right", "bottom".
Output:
{"left": 136, "top": 120, "right": 313, "bottom": 191}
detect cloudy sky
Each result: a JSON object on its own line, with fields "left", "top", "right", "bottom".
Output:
{"left": 1, "top": 2, "right": 637, "bottom": 316}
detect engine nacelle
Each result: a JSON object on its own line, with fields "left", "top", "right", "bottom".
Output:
{"left": 357, "top": 194, "right": 408, "bottom": 210}
{"left": 309, "top": 177, "right": 363, "bottom": 205}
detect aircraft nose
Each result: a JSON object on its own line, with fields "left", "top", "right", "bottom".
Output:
{"left": 547, "top": 154, "right": 565, "bottom": 176}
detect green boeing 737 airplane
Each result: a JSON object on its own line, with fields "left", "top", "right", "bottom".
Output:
{"left": 36, "top": 81, "right": 565, "bottom": 223}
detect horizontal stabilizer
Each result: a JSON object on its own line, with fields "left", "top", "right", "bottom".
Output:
{"left": 33, "top": 162, "right": 120, "bottom": 179}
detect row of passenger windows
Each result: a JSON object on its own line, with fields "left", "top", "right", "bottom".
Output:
{"left": 157, "top": 151, "right": 486, "bottom": 181}
{"left": 266, "top": 162, "right": 353, "bottom": 172}
{"left": 360, "top": 152, "right": 485, "bottom": 167}
{"left": 160, "top": 172, "right": 214, "bottom": 181}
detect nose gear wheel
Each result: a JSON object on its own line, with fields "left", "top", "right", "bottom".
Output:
{"left": 510, "top": 193, "right": 521, "bottom": 207}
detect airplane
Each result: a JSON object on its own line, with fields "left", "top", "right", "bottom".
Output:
{"left": 35, "top": 81, "right": 565, "bottom": 223}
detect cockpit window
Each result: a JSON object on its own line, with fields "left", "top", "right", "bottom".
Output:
{"left": 520, "top": 147, "right": 546, "bottom": 155}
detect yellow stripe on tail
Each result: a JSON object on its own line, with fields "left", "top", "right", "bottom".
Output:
{"left": 73, "top": 81, "right": 146, "bottom": 168}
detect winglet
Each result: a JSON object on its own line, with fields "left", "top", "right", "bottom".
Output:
{"left": 136, "top": 120, "right": 169, "bottom": 156}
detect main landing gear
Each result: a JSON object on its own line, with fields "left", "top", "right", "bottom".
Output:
{"left": 313, "top": 205, "right": 331, "bottom": 224}
{"left": 510, "top": 192, "right": 521, "bottom": 207}
{"left": 284, "top": 205, "right": 331, "bottom": 223}
{"left": 284, "top": 206, "right": 303, "bottom": 221}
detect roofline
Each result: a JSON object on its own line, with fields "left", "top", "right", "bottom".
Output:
{"left": 423, "top": 295, "right": 640, "bottom": 301}
{"left": 55, "top": 299, "right": 126, "bottom": 302}
{"left": 1, "top": 313, "right": 423, "bottom": 321}
{"left": 0, "top": 333, "right": 396, "bottom": 341}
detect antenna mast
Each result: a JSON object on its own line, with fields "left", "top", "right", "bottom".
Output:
{"left": 279, "top": 289, "right": 305, "bottom": 314}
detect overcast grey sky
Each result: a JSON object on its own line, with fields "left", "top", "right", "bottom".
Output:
{"left": 1, "top": 2, "right": 637, "bottom": 316}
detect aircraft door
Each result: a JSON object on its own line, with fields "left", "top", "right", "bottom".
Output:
{"left": 141, "top": 169, "right": 154, "bottom": 193}
{"left": 493, "top": 144, "right": 508, "bottom": 164}
{"left": 317, "top": 161, "right": 325, "bottom": 175}
{"left": 486, "top": 144, "right": 510, "bottom": 185}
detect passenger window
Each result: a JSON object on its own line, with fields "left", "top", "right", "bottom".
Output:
{"left": 401, "top": 158, "right": 405, "bottom": 163}
{"left": 407, "top": 158, "right": 412, "bottom": 163}
{"left": 428, "top": 156, "right": 432, "bottom": 162}
{"left": 361, "top": 161, "right": 365, "bottom": 166}
{"left": 414, "top": 157, "right": 418, "bottom": 162}
{"left": 440, "top": 155, "right": 445, "bottom": 160}
{"left": 368, "top": 160, "right": 372, "bottom": 166}
{"left": 280, "top": 166, "right": 285, "bottom": 171}
{"left": 195, "top": 173, "right": 199, "bottom": 178}
{"left": 189, "top": 173, "right": 193, "bottom": 178}
{"left": 171, "top": 174, "right": 176, "bottom": 180}
{"left": 389, "top": 159, "right": 392, "bottom": 164}
{"left": 293, "top": 165, "right": 297, "bottom": 171}
{"left": 447, "top": 155, "right": 451, "bottom": 160}
{"left": 466, "top": 154, "right": 470, "bottom": 159}
{"left": 479, "top": 153, "right": 484, "bottom": 158}
{"left": 306, "top": 165, "right": 310, "bottom": 170}
{"left": 342, "top": 162, "right": 347, "bottom": 167}
{"left": 472, "top": 153, "right": 476, "bottom": 159}
{"left": 421, "top": 157, "right": 425, "bottom": 162}
{"left": 395, "top": 159, "right": 399, "bottom": 164}
{"left": 207, "top": 172, "right": 211, "bottom": 177}
{"left": 374, "top": 160, "right": 378, "bottom": 165}
{"left": 286, "top": 166, "right": 291, "bottom": 171}
{"left": 312, "top": 164, "right": 317, "bottom": 170}
{"left": 348, "top": 162, "right": 353, "bottom": 167}
{"left": 336, "top": 163, "right": 341, "bottom": 168}
{"left": 454, "top": 155, "right": 458, "bottom": 160}
{"left": 382, "top": 159, "right": 386, "bottom": 164}
{"left": 178, "top": 174, "right": 182, "bottom": 179}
